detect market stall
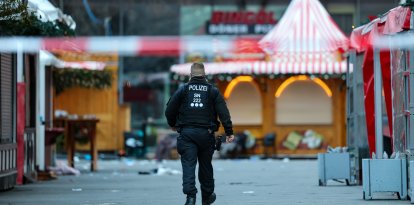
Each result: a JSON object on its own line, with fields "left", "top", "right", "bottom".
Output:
{"left": 171, "top": 0, "right": 349, "bottom": 156}
{"left": 51, "top": 52, "right": 131, "bottom": 154}
{"left": 350, "top": 4, "right": 414, "bottom": 201}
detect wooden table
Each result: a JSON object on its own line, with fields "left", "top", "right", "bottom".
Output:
{"left": 55, "top": 118, "right": 100, "bottom": 171}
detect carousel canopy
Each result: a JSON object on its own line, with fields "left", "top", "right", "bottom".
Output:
{"left": 171, "top": 0, "right": 349, "bottom": 76}
{"left": 259, "top": 0, "right": 348, "bottom": 54}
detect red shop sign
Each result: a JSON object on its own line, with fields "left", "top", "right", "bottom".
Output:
{"left": 210, "top": 10, "right": 277, "bottom": 25}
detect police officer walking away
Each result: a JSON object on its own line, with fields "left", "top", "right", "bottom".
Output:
{"left": 165, "top": 63, "right": 234, "bottom": 205}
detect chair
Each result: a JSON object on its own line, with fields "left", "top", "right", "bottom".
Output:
{"left": 262, "top": 133, "right": 276, "bottom": 158}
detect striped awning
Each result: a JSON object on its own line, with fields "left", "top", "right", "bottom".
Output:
{"left": 40, "top": 50, "right": 106, "bottom": 70}
{"left": 171, "top": 60, "right": 347, "bottom": 75}
{"left": 55, "top": 61, "right": 106, "bottom": 70}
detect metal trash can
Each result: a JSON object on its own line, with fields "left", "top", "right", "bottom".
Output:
{"left": 124, "top": 131, "right": 146, "bottom": 158}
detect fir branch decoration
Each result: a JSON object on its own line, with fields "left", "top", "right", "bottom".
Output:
{"left": 0, "top": 0, "right": 75, "bottom": 36}
{"left": 0, "top": 0, "right": 27, "bottom": 20}
{"left": 53, "top": 68, "right": 112, "bottom": 95}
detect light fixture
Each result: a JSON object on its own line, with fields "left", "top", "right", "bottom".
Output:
{"left": 275, "top": 75, "right": 332, "bottom": 98}
{"left": 224, "top": 76, "right": 254, "bottom": 98}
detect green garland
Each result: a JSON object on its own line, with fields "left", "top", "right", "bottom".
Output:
{"left": 0, "top": 0, "right": 75, "bottom": 36}
{"left": 2, "top": 1, "right": 110, "bottom": 95}
{"left": 53, "top": 68, "right": 112, "bottom": 95}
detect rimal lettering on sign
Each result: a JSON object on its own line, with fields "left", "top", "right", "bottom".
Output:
{"left": 189, "top": 85, "right": 208, "bottom": 91}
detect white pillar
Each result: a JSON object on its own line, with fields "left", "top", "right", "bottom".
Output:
{"left": 36, "top": 51, "right": 47, "bottom": 171}
{"left": 17, "top": 43, "right": 23, "bottom": 83}
{"left": 409, "top": 49, "right": 414, "bottom": 151}
{"left": 374, "top": 48, "right": 383, "bottom": 158}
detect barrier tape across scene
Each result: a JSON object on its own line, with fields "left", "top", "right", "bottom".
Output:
{"left": 0, "top": 35, "right": 411, "bottom": 54}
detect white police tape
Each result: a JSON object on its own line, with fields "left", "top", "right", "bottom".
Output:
{"left": 373, "top": 33, "right": 414, "bottom": 49}
{"left": 3, "top": 34, "right": 414, "bottom": 55}
{"left": 0, "top": 36, "right": 237, "bottom": 55}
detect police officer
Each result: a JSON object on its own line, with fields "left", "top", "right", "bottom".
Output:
{"left": 165, "top": 62, "right": 234, "bottom": 205}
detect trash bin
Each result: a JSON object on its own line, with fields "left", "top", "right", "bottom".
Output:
{"left": 45, "top": 128, "right": 65, "bottom": 168}
{"left": 124, "top": 131, "right": 146, "bottom": 158}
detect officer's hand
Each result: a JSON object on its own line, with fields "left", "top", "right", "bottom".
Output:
{"left": 226, "top": 135, "right": 235, "bottom": 143}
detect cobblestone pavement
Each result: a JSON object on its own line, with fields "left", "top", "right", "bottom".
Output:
{"left": 0, "top": 159, "right": 409, "bottom": 205}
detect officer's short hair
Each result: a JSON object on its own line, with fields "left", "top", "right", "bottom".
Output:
{"left": 190, "top": 63, "right": 206, "bottom": 77}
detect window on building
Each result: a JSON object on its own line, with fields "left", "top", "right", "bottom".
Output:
{"left": 226, "top": 80, "right": 262, "bottom": 125}
{"left": 276, "top": 79, "right": 332, "bottom": 125}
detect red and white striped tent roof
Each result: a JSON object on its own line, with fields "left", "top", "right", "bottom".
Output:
{"left": 171, "top": 0, "right": 349, "bottom": 76}
{"left": 259, "top": 0, "right": 348, "bottom": 54}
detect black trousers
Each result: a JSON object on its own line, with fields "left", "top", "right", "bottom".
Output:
{"left": 177, "top": 127, "right": 215, "bottom": 199}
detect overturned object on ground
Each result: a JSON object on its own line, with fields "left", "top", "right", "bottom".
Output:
{"left": 283, "top": 131, "right": 302, "bottom": 150}
{"left": 48, "top": 161, "right": 81, "bottom": 176}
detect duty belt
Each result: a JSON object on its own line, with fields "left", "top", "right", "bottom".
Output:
{"left": 180, "top": 126, "right": 214, "bottom": 134}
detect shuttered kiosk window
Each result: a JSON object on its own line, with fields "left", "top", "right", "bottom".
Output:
{"left": 225, "top": 77, "right": 263, "bottom": 125}
{"left": 276, "top": 77, "right": 333, "bottom": 125}
{"left": 0, "top": 53, "right": 17, "bottom": 188}
{"left": 1, "top": 53, "right": 14, "bottom": 144}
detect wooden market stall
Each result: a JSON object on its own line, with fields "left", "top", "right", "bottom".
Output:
{"left": 171, "top": 0, "right": 349, "bottom": 156}
{"left": 52, "top": 52, "right": 131, "bottom": 152}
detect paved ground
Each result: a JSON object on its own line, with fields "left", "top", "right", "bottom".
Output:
{"left": 0, "top": 159, "right": 409, "bottom": 205}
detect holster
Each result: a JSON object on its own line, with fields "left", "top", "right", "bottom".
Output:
{"left": 215, "top": 135, "right": 225, "bottom": 151}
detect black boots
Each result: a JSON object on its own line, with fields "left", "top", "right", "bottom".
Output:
{"left": 185, "top": 196, "right": 196, "bottom": 205}
{"left": 185, "top": 193, "right": 216, "bottom": 205}
{"left": 202, "top": 193, "right": 216, "bottom": 205}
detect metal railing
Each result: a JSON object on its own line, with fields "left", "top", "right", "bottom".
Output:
{"left": 0, "top": 143, "right": 17, "bottom": 190}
